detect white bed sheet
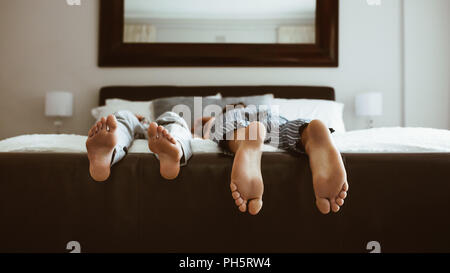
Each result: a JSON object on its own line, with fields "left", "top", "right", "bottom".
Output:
{"left": 0, "top": 127, "right": 449, "bottom": 154}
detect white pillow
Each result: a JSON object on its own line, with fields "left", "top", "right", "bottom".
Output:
{"left": 206, "top": 93, "right": 222, "bottom": 99}
{"left": 92, "top": 99, "right": 153, "bottom": 121}
{"left": 105, "top": 98, "right": 152, "bottom": 107}
{"left": 272, "top": 99, "right": 346, "bottom": 133}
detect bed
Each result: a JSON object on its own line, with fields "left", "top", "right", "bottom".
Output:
{"left": 0, "top": 85, "right": 449, "bottom": 253}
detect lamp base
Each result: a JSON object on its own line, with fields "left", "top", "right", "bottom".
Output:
{"left": 367, "top": 118, "right": 374, "bottom": 129}
{"left": 54, "top": 120, "right": 63, "bottom": 134}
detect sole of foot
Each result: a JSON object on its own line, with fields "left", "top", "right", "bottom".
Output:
{"left": 147, "top": 122, "right": 183, "bottom": 180}
{"left": 230, "top": 122, "right": 265, "bottom": 215}
{"left": 305, "top": 120, "right": 349, "bottom": 214}
{"left": 86, "top": 115, "right": 118, "bottom": 182}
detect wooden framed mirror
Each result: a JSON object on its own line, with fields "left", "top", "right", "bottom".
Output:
{"left": 99, "top": 0, "right": 338, "bottom": 67}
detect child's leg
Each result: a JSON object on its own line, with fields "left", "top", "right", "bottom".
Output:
{"left": 300, "top": 120, "right": 348, "bottom": 214}
{"left": 86, "top": 110, "right": 144, "bottom": 182}
{"left": 147, "top": 111, "right": 192, "bottom": 180}
{"left": 227, "top": 121, "right": 266, "bottom": 215}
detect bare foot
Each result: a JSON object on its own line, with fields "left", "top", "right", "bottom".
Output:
{"left": 147, "top": 122, "right": 183, "bottom": 180}
{"left": 229, "top": 122, "right": 265, "bottom": 215}
{"left": 303, "top": 120, "right": 349, "bottom": 214}
{"left": 86, "top": 115, "right": 118, "bottom": 182}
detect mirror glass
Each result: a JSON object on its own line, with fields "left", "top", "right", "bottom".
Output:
{"left": 124, "top": 0, "right": 316, "bottom": 44}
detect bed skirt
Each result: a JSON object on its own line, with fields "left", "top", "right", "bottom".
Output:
{"left": 0, "top": 152, "right": 449, "bottom": 253}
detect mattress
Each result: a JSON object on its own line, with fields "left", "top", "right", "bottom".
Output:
{"left": 1, "top": 127, "right": 449, "bottom": 154}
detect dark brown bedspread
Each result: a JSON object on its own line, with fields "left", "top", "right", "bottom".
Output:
{"left": 1, "top": 152, "right": 449, "bottom": 253}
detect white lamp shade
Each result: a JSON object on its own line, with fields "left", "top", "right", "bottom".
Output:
{"left": 45, "top": 91, "right": 73, "bottom": 117}
{"left": 355, "top": 92, "right": 383, "bottom": 117}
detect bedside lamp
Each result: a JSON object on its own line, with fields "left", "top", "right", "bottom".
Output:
{"left": 45, "top": 91, "right": 73, "bottom": 134}
{"left": 355, "top": 92, "right": 383, "bottom": 129}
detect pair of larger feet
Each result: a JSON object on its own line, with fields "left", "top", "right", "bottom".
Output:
{"left": 86, "top": 115, "right": 182, "bottom": 181}
{"left": 230, "top": 120, "right": 349, "bottom": 215}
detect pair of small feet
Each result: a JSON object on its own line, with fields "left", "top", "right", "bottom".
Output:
{"left": 86, "top": 115, "right": 182, "bottom": 182}
{"left": 229, "top": 121, "right": 349, "bottom": 216}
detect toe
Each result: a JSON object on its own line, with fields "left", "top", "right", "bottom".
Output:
{"left": 331, "top": 199, "right": 340, "bottom": 213}
{"left": 235, "top": 197, "right": 244, "bottom": 206}
{"left": 238, "top": 201, "right": 247, "bottom": 212}
{"left": 100, "top": 117, "right": 107, "bottom": 130}
{"left": 336, "top": 198, "right": 344, "bottom": 206}
{"left": 157, "top": 126, "right": 164, "bottom": 134}
{"left": 332, "top": 205, "right": 340, "bottom": 212}
{"left": 343, "top": 181, "right": 349, "bottom": 191}
{"left": 88, "top": 126, "right": 95, "bottom": 137}
{"left": 162, "top": 129, "right": 169, "bottom": 136}
{"left": 106, "top": 115, "right": 117, "bottom": 132}
{"left": 148, "top": 122, "right": 158, "bottom": 137}
{"left": 316, "top": 197, "right": 331, "bottom": 214}
{"left": 230, "top": 183, "right": 237, "bottom": 192}
{"left": 232, "top": 191, "right": 240, "bottom": 200}
{"left": 248, "top": 199, "right": 263, "bottom": 215}
{"left": 339, "top": 191, "right": 347, "bottom": 199}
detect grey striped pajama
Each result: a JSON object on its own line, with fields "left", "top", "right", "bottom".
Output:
{"left": 209, "top": 107, "right": 329, "bottom": 155}
{"left": 111, "top": 110, "right": 193, "bottom": 166}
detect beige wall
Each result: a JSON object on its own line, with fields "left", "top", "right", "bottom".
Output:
{"left": 404, "top": 0, "right": 450, "bottom": 129}
{"left": 0, "top": 0, "right": 446, "bottom": 140}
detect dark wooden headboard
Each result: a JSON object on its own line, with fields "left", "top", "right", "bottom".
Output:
{"left": 99, "top": 85, "right": 335, "bottom": 106}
